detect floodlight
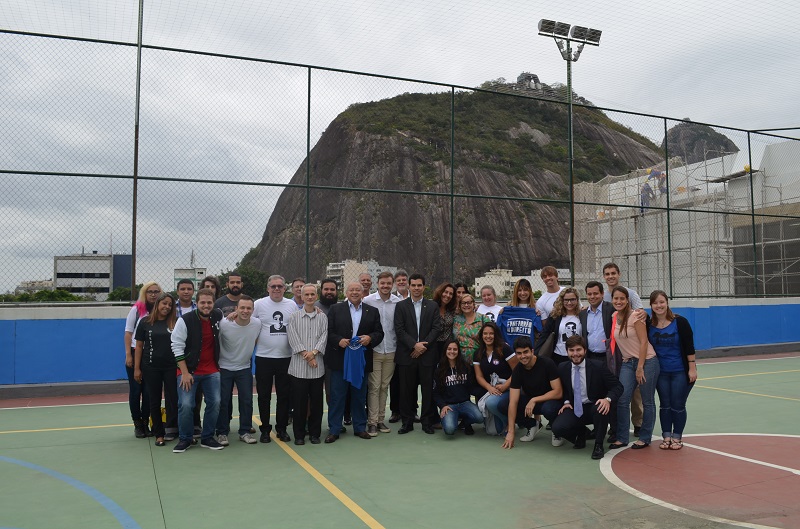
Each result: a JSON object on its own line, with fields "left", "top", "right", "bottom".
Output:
{"left": 570, "top": 26, "right": 602, "bottom": 45}
{"left": 538, "top": 19, "right": 556, "bottom": 34}
{"left": 553, "top": 22, "right": 571, "bottom": 37}
{"left": 538, "top": 19, "right": 571, "bottom": 37}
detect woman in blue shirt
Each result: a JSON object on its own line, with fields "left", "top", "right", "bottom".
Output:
{"left": 648, "top": 290, "right": 697, "bottom": 450}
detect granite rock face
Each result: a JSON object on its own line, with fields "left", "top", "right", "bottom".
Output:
{"left": 661, "top": 121, "right": 739, "bottom": 165}
{"left": 245, "top": 93, "right": 666, "bottom": 285}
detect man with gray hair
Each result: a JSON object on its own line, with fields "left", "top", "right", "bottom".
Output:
{"left": 252, "top": 275, "right": 299, "bottom": 443}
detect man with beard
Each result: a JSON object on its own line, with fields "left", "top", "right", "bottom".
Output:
{"left": 315, "top": 278, "right": 339, "bottom": 315}
{"left": 215, "top": 271, "right": 244, "bottom": 317}
{"left": 363, "top": 271, "right": 401, "bottom": 436}
{"left": 171, "top": 288, "right": 224, "bottom": 453}
{"left": 551, "top": 336, "right": 622, "bottom": 460}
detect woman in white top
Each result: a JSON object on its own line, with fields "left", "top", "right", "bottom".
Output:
{"left": 533, "top": 287, "right": 582, "bottom": 365}
{"left": 123, "top": 281, "right": 161, "bottom": 438}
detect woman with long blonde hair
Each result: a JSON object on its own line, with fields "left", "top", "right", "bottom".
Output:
{"left": 123, "top": 281, "right": 161, "bottom": 438}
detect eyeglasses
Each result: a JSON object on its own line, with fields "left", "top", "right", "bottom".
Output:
{"left": 563, "top": 298, "right": 578, "bottom": 303}
{"left": 268, "top": 285, "right": 285, "bottom": 290}
{"left": 146, "top": 290, "right": 161, "bottom": 295}
{"left": 460, "top": 301, "right": 474, "bottom": 306}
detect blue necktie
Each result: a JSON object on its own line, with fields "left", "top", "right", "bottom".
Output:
{"left": 573, "top": 365, "right": 584, "bottom": 418}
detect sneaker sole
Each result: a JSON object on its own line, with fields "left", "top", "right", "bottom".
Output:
{"left": 240, "top": 439, "right": 257, "bottom": 444}
{"left": 172, "top": 446, "right": 190, "bottom": 453}
{"left": 200, "top": 443, "right": 225, "bottom": 450}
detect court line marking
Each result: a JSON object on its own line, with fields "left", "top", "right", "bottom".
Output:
{"left": 698, "top": 355, "right": 799, "bottom": 365}
{"left": 681, "top": 440, "right": 800, "bottom": 475}
{"left": 600, "top": 433, "right": 800, "bottom": 529}
{"left": 695, "top": 385, "right": 800, "bottom": 402}
{"left": 0, "top": 391, "right": 276, "bottom": 410}
{"left": 253, "top": 417, "right": 385, "bottom": 529}
{"left": 0, "top": 456, "right": 141, "bottom": 528}
{"left": 700, "top": 369, "right": 800, "bottom": 381}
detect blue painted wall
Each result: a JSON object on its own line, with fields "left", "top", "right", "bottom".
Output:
{"left": 1, "top": 303, "right": 798, "bottom": 385}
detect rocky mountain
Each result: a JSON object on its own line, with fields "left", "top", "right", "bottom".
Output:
{"left": 661, "top": 121, "right": 739, "bottom": 165}
{"left": 243, "top": 88, "right": 666, "bottom": 285}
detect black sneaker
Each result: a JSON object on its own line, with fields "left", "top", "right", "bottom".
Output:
{"left": 260, "top": 431, "right": 271, "bottom": 443}
{"left": 200, "top": 437, "right": 225, "bottom": 450}
{"left": 173, "top": 439, "right": 192, "bottom": 453}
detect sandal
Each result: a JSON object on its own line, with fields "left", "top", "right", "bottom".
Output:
{"left": 659, "top": 438, "right": 672, "bottom": 450}
{"left": 155, "top": 437, "right": 166, "bottom": 447}
{"left": 670, "top": 439, "right": 683, "bottom": 450}
{"left": 631, "top": 441, "right": 650, "bottom": 449}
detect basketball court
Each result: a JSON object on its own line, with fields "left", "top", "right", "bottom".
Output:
{"left": 1, "top": 353, "right": 798, "bottom": 529}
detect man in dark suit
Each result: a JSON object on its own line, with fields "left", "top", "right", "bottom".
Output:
{"left": 579, "top": 281, "right": 615, "bottom": 364}
{"left": 551, "top": 335, "right": 622, "bottom": 460}
{"left": 324, "top": 282, "right": 384, "bottom": 443}
{"left": 393, "top": 273, "right": 442, "bottom": 434}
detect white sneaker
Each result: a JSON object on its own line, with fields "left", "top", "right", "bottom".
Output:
{"left": 520, "top": 420, "right": 542, "bottom": 442}
{"left": 239, "top": 433, "right": 257, "bottom": 444}
{"left": 551, "top": 433, "right": 565, "bottom": 447}
{"left": 215, "top": 434, "right": 229, "bottom": 446}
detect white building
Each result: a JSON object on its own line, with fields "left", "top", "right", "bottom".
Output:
{"left": 574, "top": 139, "right": 800, "bottom": 297}
{"left": 325, "top": 259, "right": 398, "bottom": 292}
{"left": 53, "top": 252, "right": 132, "bottom": 301}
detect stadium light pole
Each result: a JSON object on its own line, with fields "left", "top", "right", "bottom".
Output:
{"left": 538, "top": 20, "right": 602, "bottom": 285}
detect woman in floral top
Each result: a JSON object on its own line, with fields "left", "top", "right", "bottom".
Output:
{"left": 452, "top": 293, "right": 489, "bottom": 362}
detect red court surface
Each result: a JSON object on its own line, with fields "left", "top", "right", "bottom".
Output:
{"left": 604, "top": 434, "right": 800, "bottom": 529}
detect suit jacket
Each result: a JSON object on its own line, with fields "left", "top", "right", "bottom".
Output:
{"left": 558, "top": 358, "right": 623, "bottom": 405}
{"left": 394, "top": 297, "right": 443, "bottom": 367}
{"left": 579, "top": 301, "right": 614, "bottom": 353}
{"left": 325, "top": 301, "right": 384, "bottom": 373}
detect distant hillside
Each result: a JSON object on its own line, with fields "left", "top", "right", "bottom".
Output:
{"left": 661, "top": 121, "right": 739, "bottom": 165}
{"left": 243, "top": 87, "right": 666, "bottom": 285}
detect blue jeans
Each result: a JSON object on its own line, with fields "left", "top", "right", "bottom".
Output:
{"left": 328, "top": 369, "right": 368, "bottom": 435}
{"left": 178, "top": 372, "right": 220, "bottom": 442}
{"left": 216, "top": 368, "right": 253, "bottom": 436}
{"left": 617, "top": 357, "right": 660, "bottom": 444}
{"left": 126, "top": 362, "right": 149, "bottom": 423}
{"left": 441, "top": 401, "right": 483, "bottom": 435}
{"left": 484, "top": 392, "right": 510, "bottom": 433}
{"left": 656, "top": 371, "right": 693, "bottom": 439}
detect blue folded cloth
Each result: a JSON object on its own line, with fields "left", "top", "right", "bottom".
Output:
{"left": 343, "top": 337, "right": 366, "bottom": 389}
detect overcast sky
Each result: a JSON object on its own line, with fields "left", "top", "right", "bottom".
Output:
{"left": 1, "top": 0, "right": 798, "bottom": 292}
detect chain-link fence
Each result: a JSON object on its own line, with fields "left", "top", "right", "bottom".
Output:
{"left": 2, "top": 28, "right": 799, "bottom": 302}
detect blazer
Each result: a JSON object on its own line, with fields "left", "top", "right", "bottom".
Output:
{"left": 394, "top": 297, "right": 443, "bottom": 367}
{"left": 579, "top": 301, "right": 615, "bottom": 353}
{"left": 325, "top": 301, "right": 384, "bottom": 373}
{"left": 558, "top": 358, "right": 623, "bottom": 405}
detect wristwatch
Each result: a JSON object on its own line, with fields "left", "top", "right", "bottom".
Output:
{"left": 605, "top": 397, "right": 611, "bottom": 402}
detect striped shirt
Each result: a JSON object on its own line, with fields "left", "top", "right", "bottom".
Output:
{"left": 287, "top": 308, "right": 327, "bottom": 379}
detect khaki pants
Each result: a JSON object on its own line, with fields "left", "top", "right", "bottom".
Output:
{"left": 368, "top": 352, "right": 395, "bottom": 426}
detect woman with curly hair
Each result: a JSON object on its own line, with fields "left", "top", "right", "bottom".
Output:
{"left": 534, "top": 287, "right": 582, "bottom": 365}
{"left": 452, "top": 293, "right": 489, "bottom": 362}
{"left": 474, "top": 322, "right": 518, "bottom": 434}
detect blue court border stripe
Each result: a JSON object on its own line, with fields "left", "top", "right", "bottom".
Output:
{"left": 0, "top": 456, "right": 141, "bottom": 529}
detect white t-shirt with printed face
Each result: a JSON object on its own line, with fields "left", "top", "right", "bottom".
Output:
{"left": 536, "top": 287, "right": 564, "bottom": 321}
{"left": 555, "top": 314, "right": 581, "bottom": 357}
{"left": 476, "top": 304, "right": 502, "bottom": 323}
{"left": 253, "top": 297, "right": 299, "bottom": 359}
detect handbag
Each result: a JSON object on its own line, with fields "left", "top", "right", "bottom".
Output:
{"left": 538, "top": 332, "right": 555, "bottom": 358}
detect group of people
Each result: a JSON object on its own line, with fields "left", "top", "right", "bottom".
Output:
{"left": 124, "top": 263, "right": 697, "bottom": 459}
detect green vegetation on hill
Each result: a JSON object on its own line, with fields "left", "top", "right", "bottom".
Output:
{"left": 339, "top": 88, "right": 660, "bottom": 183}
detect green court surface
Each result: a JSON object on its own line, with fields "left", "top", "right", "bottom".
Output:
{"left": 1, "top": 354, "right": 798, "bottom": 529}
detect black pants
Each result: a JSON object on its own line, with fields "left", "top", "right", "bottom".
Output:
{"left": 389, "top": 369, "right": 400, "bottom": 414}
{"left": 291, "top": 375, "right": 324, "bottom": 440}
{"left": 126, "top": 362, "right": 149, "bottom": 423}
{"left": 142, "top": 366, "right": 178, "bottom": 438}
{"left": 397, "top": 362, "right": 434, "bottom": 427}
{"left": 255, "top": 356, "right": 291, "bottom": 434}
{"left": 551, "top": 401, "right": 610, "bottom": 446}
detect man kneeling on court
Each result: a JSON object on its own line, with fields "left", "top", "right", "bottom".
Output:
{"left": 501, "top": 336, "right": 562, "bottom": 449}
{"left": 551, "top": 335, "right": 622, "bottom": 460}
